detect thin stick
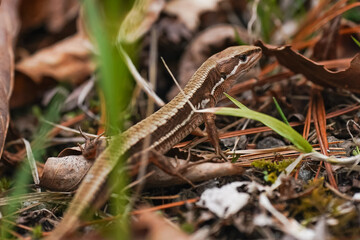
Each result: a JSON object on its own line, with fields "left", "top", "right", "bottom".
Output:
{"left": 160, "top": 57, "right": 197, "bottom": 112}
{"left": 118, "top": 44, "right": 165, "bottom": 106}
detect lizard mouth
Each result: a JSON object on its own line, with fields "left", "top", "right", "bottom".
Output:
{"left": 241, "top": 49, "right": 262, "bottom": 75}
{"left": 248, "top": 48, "right": 262, "bottom": 67}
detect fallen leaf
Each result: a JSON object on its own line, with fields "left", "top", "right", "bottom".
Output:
{"left": 256, "top": 40, "right": 360, "bottom": 93}
{"left": 197, "top": 182, "right": 250, "bottom": 218}
{"left": 16, "top": 33, "right": 95, "bottom": 84}
{"left": 10, "top": 73, "right": 55, "bottom": 108}
{"left": 132, "top": 206, "right": 190, "bottom": 240}
{"left": 0, "top": 0, "right": 20, "bottom": 157}
{"left": 312, "top": 16, "right": 340, "bottom": 61}
{"left": 164, "top": 0, "right": 220, "bottom": 31}
{"left": 19, "top": 0, "right": 79, "bottom": 33}
{"left": 40, "top": 155, "right": 92, "bottom": 191}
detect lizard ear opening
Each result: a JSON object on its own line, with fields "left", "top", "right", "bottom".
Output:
{"left": 220, "top": 73, "right": 227, "bottom": 79}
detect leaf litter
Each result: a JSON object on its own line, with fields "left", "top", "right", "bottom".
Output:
{"left": 1, "top": 0, "right": 360, "bottom": 239}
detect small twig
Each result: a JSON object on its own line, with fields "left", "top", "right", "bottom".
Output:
{"left": 125, "top": 171, "right": 155, "bottom": 190}
{"left": 346, "top": 119, "right": 360, "bottom": 146}
{"left": 247, "top": 0, "right": 260, "bottom": 42}
{"left": 310, "top": 151, "right": 360, "bottom": 165}
{"left": 160, "top": 57, "right": 197, "bottom": 112}
{"left": 325, "top": 182, "right": 353, "bottom": 201}
{"left": 117, "top": 44, "right": 165, "bottom": 106}
{"left": 41, "top": 119, "right": 102, "bottom": 138}
{"left": 77, "top": 75, "right": 99, "bottom": 120}
{"left": 349, "top": 93, "right": 360, "bottom": 103}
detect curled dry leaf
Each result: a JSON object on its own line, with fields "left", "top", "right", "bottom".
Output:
{"left": 16, "top": 33, "right": 95, "bottom": 84}
{"left": 145, "top": 158, "right": 244, "bottom": 188}
{"left": 0, "top": 0, "right": 20, "bottom": 157}
{"left": 118, "top": 0, "right": 165, "bottom": 43}
{"left": 168, "top": 24, "right": 249, "bottom": 100}
{"left": 164, "top": 0, "right": 220, "bottom": 31}
{"left": 132, "top": 206, "right": 190, "bottom": 240}
{"left": 40, "top": 155, "right": 93, "bottom": 191}
{"left": 256, "top": 40, "right": 360, "bottom": 93}
{"left": 57, "top": 145, "right": 82, "bottom": 157}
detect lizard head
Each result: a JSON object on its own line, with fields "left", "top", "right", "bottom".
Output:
{"left": 210, "top": 45, "right": 262, "bottom": 98}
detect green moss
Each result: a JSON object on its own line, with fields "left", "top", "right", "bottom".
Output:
{"left": 291, "top": 179, "right": 341, "bottom": 221}
{"left": 263, "top": 171, "right": 278, "bottom": 183}
{"left": 288, "top": 178, "right": 359, "bottom": 237}
{"left": 252, "top": 159, "right": 293, "bottom": 183}
{"left": 352, "top": 146, "right": 360, "bottom": 156}
{"left": 31, "top": 225, "right": 43, "bottom": 239}
{"left": 181, "top": 222, "right": 195, "bottom": 234}
{"left": 0, "top": 177, "right": 11, "bottom": 193}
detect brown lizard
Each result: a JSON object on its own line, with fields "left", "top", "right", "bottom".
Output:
{"left": 48, "top": 45, "right": 262, "bottom": 239}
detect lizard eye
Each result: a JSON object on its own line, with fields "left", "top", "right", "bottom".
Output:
{"left": 220, "top": 73, "right": 227, "bottom": 79}
{"left": 239, "top": 54, "right": 247, "bottom": 62}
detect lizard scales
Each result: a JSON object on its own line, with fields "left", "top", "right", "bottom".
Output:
{"left": 49, "top": 45, "right": 262, "bottom": 239}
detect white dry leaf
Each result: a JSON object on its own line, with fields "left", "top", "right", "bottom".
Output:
{"left": 197, "top": 182, "right": 250, "bottom": 218}
{"left": 164, "top": 0, "right": 220, "bottom": 31}
{"left": 353, "top": 193, "right": 360, "bottom": 201}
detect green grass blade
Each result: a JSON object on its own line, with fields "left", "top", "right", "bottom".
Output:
{"left": 214, "top": 107, "right": 312, "bottom": 153}
{"left": 83, "top": 1, "right": 133, "bottom": 238}
{"left": 351, "top": 35, "right": 360, "bottom": 48}
{"left": 222, "top": 93, "right": 313, "bottom": 153}
{"left": 224, "top": 92, "right": 248, "bottom": 109}
{"left": 216, "top": 94, "right": 312, "bottom": 152}
{"left": 1, "top": 92, "right": 65, "bottom": 238}
{"left": 272, "top": 97, "right": 290, "bottom": 126}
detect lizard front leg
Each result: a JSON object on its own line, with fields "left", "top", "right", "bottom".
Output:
{"left": 202, "top": 96, "right": 228, "bottom": 161}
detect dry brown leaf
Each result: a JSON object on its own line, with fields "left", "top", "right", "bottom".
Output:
{"left": 40, "top": 155, "right": 92, "bottom": 191}
{"left": 256, "top": 40, "right": 360, "bottom": 93}
{"left": 0, "top": 0, "right": 20, "bottom": 157}
{"left": 164, "top": 0, "right": 220, "bottom": 31}
{"left": 16, "top": 33, "right": 95, "bottom": 84}
{"left": 19, "top": 0, "right": 79, "bottom": 33}
{"left": 132, "top": 207, "right": 190, "bottom": 240}
{"left": 312, "top": 16, "right": 341, "bottom": 61}
{"left": 10, "top": 73, "right": 54, "bottom": 108}
{"left": 119, "top": 0, "right": 165, "bottom": 43}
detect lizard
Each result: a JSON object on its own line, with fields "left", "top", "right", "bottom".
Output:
{"left": 47, "top": 45, "right": 262, "bottom": 239}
